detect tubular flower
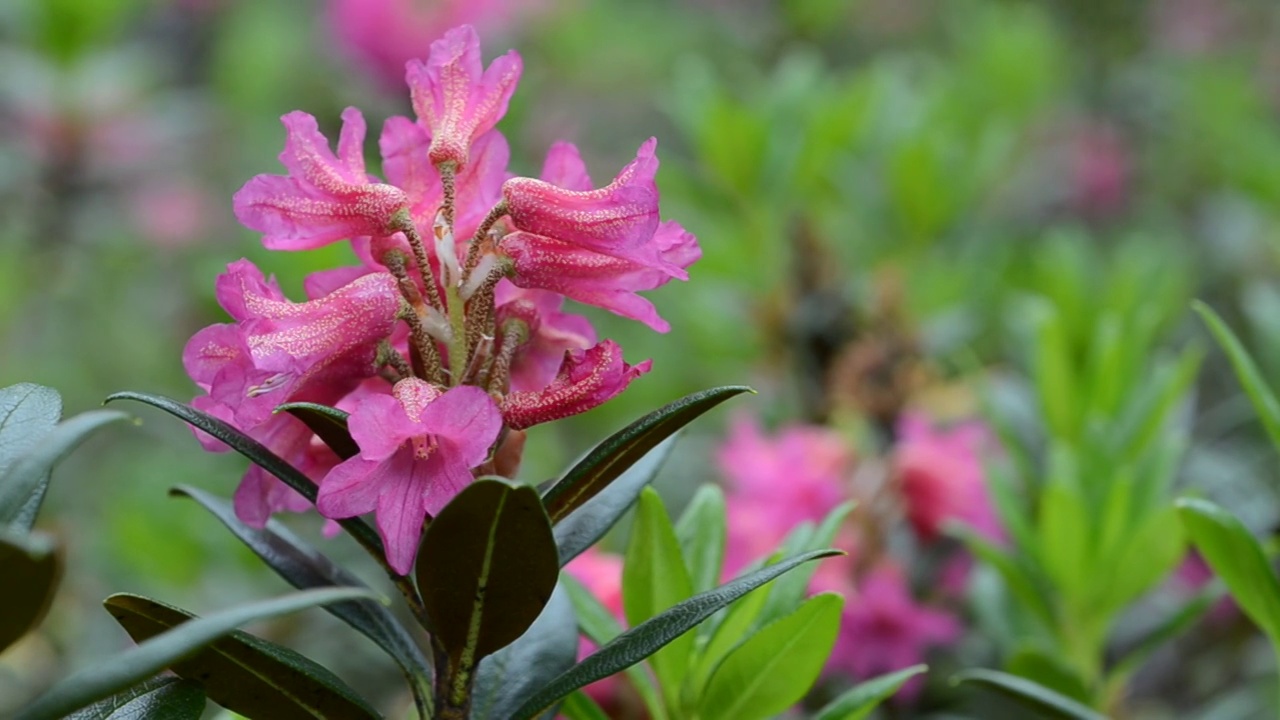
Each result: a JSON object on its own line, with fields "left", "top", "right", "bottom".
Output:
{"left": 234, "top": 108, "right": 409, "bottom": 250}
{"left": 407, "top": 24, "right": 522, "bottom": 168}
{"left": 317, "top": 380, "right": 502, "bottom": 574}
{"left": 500, "top": 341, "right": 651, "bottom": 430}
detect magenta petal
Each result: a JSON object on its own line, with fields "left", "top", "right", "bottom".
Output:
{"left": 418, "top": 385, "right": 502, "bottom": 465}
{"left": 373, "top": 449, "right": 431, "bottom": 574}
{"left": 316, "top": 455, "right": 383, "bottom": 519}
{"left": 501, "top": 340, "right": 650, "bottom": 430}
{"left": 540, "top": 141, "right": 593, "bottom": 191}
{"left": 421, "top": 447, "right": 477, "bottom": 516}
{"left": 348, "top": 391, "right": 418, "bottom": 460}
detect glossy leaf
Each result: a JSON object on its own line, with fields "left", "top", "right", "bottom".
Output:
{"left": 471, "top": 583, "right": 578, "bottom": 720}
{"left": 697, "top": 593, "right": 843, "bottom": 720}
{"left": 952, "top": 669, "right": 1107, "bottom": 720}
{"left": 541, "top": 386, "right": 752, "bottom": 524}
{"left": 275, "top": 402, "right": 358, "bottom": 460}
{"left": 17, "top": 587, "right": 380, "bottom": 720}
{"left": 623, "top": 488, "right": 694, "bottom": 705}
{"left": 509, "top": 548, "right": 842, "bottom": 719}
{"left": 65, "top": 677, "right": 205, "bottom": 720}
{"left": 812, "top": 665, "right": 928, "bottom": 720}
{"left": 1193, "top": 301, "right": 1280, "bottom": 451}
{"left": 170, "top": 486, "right": 431, "bottom": 707}
{"left": 554, "top": 435, "right": 678, "bottom": 567}
{"left": 675, "top": 483, "right": 726, "bottom": 595}
{"left": 0, "top": 529, "right": 61, "bottom": 653}
{"left": 104, "top": 392, "right": 385, "bottom": 560}
{"left": 1176, "top": 498, "right": 1280, "bottom": 640}
{"left": 417, "top": 479, "right": 559, "bottom": 663}
{"left": 0, "top": 409, "right": 129, "bottom": 531}
{"left": 688, "top": 573, "right": 772, "bottom": 695}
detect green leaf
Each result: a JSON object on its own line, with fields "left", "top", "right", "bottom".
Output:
{"left": 0, "top": 529, "right": 61, "bottom": 653}
{"left": 170, "top": 486, "right": 431, "bottom": 710}
{"left": 105, "top": 392, "right": 385, "bottom": 560}
{"left": 697, "top": 593, "right": 843, "bottom": 720}
{"left": 675, "top": 484, "right": 727, "bottom": 595}
{"left": 541, "top": 386, "right": 752, "bottom": 524}
{"left": 687, "top": 575, "right": 772, "bottom": 697}
{"left": 812, "top": 665, "right": 927, "bottom": 720}
{"left": 418, "top": 479, "right": 559, "bottom": 664}
{"left": 0, "top": 384, "right": 62, "bottom": 477}
{"left": 555, "top": 435, "right": 678, "bottom": 567}
{"left": 557, "top": 690, "right": 610, "bottom": 720}
{"left": 1005, "top": 646, "right": 1092, "bottom": 706}
{"left": 1176, "top": 498, "right": 1280, "bottom": 640}
{"left": 509, "top": 548, "right": 842, "bottom": 719}
{"left": 0, "top": 409, "right": 129, "bottom": 531}
{"left": 623, "top": 488, "right": 695, "bottom": 706}
{"left": 561, "top": 575, "right": 667, "bottom": 720}
{"left": 65, "top": 677, "right": 205, "bottom": 720}
{"left": 757, "top": 501, "right": 854, "bottom": 627}
{"left": 17, "top": 587, "right": 381, "bottom": 720}
{"left": 275, "top": 403, "right": 358, "bottom": 460}
{"left": 1193, "top": 300, "right": 1280, "bottom": 451}
{"left": 471, "top": 583, "right": 578, "bottom": 720}
{"left": 952, "top": 669, "right": 1107, "bottom": 720}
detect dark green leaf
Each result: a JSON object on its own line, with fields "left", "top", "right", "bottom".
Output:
{"left": 103, "top": 593, "right": 379, "bottom": 720}
{"left": 0, "top": 383, "right": 61, "bottom": 477}
{"left": 622, "top": 488, "right": 694, "bottom": 704}
{"left": 952, "top": 669, "right": 1107, "bottom": 720}
{"left": 0, "top": 529, "right": 61, "bottom": 652}
{"left": 104, "top": 392, "right": 385, "bottom": 561}
{"left": 17, "top": 587, "right": 380, "bottom": 720}
{"left": 170, "top": 486, "right": 431, "bottom": 709}
{"left": 1176, "top": 498, "right": 1280, "bottom": 640}
{"left": 509, "top": 548, "right": 842, "bottom": 720}
{"left": 1193, "top": 301, "right": 1280, "bottom": 451}
{"left": 471, "top": 583, "right": 577, "bottom": 720}
{"left": 417, "top": 479, "right": 559, "bottom": 662}
{"left": 675, "top": 483, "right": 726, "bottom": 595}
{"left": 275, "top": 403, "right": 358, "bottom": 460}
{"left": 697, "top": 593, "right": 843, "bottom": 720}
{"left": 555, "top": 435, "right": 678, "bottom": 567}
{"left": 0, "top": 409, "right": 129, "bottom": 531}
{"left": 65, "top": 677, "right": 205, "bottom": 720}
{"left": 541, "top": 386, "right": 752, "bottom": 524}
{"left": 812, "top": 665, "right": 927, "bottom": 720}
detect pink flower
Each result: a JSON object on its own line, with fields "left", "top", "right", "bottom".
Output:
{"left": 316, "top": 379, "right": 502, "bottom": 574}
{"left": 502, "top": 139, "right": 671, "bottom": 270}
{"left": 407, "top": 25, "right": 522, "bottom": 168}
{"left": 893, "top": 413, "right": 1002, "bottom": 543}
{"left": 564, "top": 548, "right": 626, "bottom": 708}
{"left": 494, "top": 284, "right": 596, "bottom": 393}
{"left": 233, "top": 108, "right": 409, "bottom": 251}
{"left": 500, "top": 341, "right": 650, "bottom": 430}
{"left": 182, "top": 259, "right": 401, "bottom": 428}
{"left": 827, "top": 563, "right": 960, "bottom": 695}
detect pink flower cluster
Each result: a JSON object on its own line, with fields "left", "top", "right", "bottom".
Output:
{"left": 184, "top": 25, "right": 697, "bottom": 574}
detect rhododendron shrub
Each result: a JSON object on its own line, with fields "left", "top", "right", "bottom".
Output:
{"left": 6, "top": 26, "right": 870, "bottom": 720}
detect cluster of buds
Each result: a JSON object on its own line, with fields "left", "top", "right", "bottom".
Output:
{"left": 182, "top": 25, "right": 698, "bottom": 574}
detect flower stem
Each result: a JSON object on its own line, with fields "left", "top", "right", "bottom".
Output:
{"left": 462, "top": 201, "right": 508, "bottom": 282}
{"left": 394, "top": 215, "right": 445, "bottom": 314}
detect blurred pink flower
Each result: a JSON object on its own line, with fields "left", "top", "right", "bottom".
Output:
{"left": 129, "top": 180, "right": 215, "bottom": 248}
{"left": 1173, "top": 550, "right": 1237, "bottom": 624}
{"left": 827, "top": 562, "right": 960, "bottom": 696}
{"left": 893, "top": 412, "right": 1002, "bottom": 543}
{"left": 1068, "top": 121, "right": 1130, "bottom": 219}
{"left": 564, "top": 548, "right": 626, "bottom": 708}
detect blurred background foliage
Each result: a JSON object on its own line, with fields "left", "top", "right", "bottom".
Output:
{"left": 5, "top": 0, "right": 1280, "bottom": 716}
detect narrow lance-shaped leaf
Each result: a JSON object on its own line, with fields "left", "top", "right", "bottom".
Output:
{"left": 812, "top": 665, "right": 928, "bottom": 720}
{"left": 417, "top": 478, "right": 560, "bottom": 710}
{"left": 17, "top": 587, "right": 380, "bottom": 720}
{"left": 65, "top": 677, "right": 206, "bottom": 720}
{"left": 0, "top": 409, "right": 130, "bottom": 530}
{"left": 1193, "top": 300, "right": 1280, "bottom": 451}
{"left": 509, "top": 548, "right": 843, "bottom": 720}
{"left": 104, "top": 392, "right": 385, "bottom": 562}
{"left": 555, "top": 435, "right": 678, "bottom": 567}
{"left": 697, "top": 593, "right": 844, "bottom": 720}
{"left": 541, "top": 386, "right": 752, "bottom": 524}
{"left": 952, "top": 669, "right": 1108, "bottom": 720}
{"left": 0, "top": 529, "right": 61, "bottom": 653}
{"left": 675, "top": 483, "right": 726, "bottom": 595}
{"left": 170, "top": 485, "right": 431, "bottom": 713}
{"left": 275, "top": 402, "right": 359, "bottom": 460}
{"left": 1176, "top": 498, "right": 1280, "bottom": 641}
